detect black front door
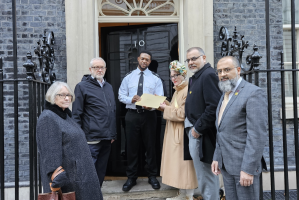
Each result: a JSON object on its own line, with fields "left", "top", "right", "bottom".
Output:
{"left": 101, "top": 23, "right": 178, "bottom": 176}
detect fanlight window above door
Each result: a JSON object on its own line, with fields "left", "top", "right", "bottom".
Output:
{"left": 98, "top": 0, "right": 178, "bottom": 16}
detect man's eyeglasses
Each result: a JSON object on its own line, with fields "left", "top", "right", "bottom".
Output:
{"left": 184, "top": 55, "right": 203, "bottom": 63}
{"left": 91, "top": 66, "right": 106, "bottom": 71}
{"left": 169, "top": 74, "right": 181, "bottom": 80}
{"left": 215, "top": 67, "right": 237, "bottom": 76}
{"left": 56, "top": 93, "right": 73, "bottom": 100}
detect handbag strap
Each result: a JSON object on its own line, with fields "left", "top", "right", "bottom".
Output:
{"left": 51, "top": 166, "right": 63, "bottom": 181}
{"left": 50, "top": 166, "right": 65, "bottom": 192}
{"left": 51, "top": 167, "right": 65, "bottom": 181}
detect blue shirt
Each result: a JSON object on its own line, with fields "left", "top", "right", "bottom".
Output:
{"left": 118, "top": 67, "right": 164, "bottom": 109}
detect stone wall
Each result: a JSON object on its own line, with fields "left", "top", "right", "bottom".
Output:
{"left": 213, "top": 0, "right": 297, "bottom": 170}
{"left": 0, "top": 0, "right": 66, "bottom": 182}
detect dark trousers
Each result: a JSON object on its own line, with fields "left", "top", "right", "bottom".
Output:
{"left": 89, "top": 140, "right": 111, "bottom": 186}
{"left": 125, "top": 110, "right": 157, "bottom": 179}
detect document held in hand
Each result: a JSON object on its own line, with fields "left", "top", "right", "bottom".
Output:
{"left": 135, "top": 93, "right": 167, "bottom": 109}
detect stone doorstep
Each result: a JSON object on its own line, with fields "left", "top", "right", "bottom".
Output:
{"left": 102, "top": 177, "right": 178, "bottom": 200}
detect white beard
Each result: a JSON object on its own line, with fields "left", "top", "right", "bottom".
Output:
{"left": 189, "top": 68, "right": 200, "bottom": 73}
{"left": 218, "top": 76, "right": 239, "bottom": 93}
{"left": 95, "top": 74, "right": 104, "bottom": 81}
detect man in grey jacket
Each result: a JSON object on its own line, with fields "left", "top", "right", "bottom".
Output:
{"left": 212, "top": 56, "right": 267, "bottom": 199}
{"left": 72, "top": 57, "right": 117, "bottom": 186}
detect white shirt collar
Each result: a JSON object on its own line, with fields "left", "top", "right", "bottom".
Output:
{"left": 136, "top": 67, "right": 150, "bottom": 76}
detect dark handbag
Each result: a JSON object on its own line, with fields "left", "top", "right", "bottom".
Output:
{"left": 38, "top": 166, "right": 76, "bottom": 200}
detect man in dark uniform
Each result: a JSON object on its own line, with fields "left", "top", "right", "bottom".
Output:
{"left": 118, "top": 50, "right": 164, "bottom": 191}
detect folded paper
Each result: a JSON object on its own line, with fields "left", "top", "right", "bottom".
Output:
{"left": 135, "top": 93, "right": 167, "bottom": 109}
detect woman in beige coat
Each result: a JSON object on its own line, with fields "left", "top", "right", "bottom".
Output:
{"left": 159, "top": 61, "right": 198, "bottom": 200}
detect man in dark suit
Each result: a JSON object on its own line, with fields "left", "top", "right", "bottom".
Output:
{"left": 211, "top": 56, "right": 267, "bottom": 199}
{"left": 185, "top": 47, "right": 222, "bottom": 200}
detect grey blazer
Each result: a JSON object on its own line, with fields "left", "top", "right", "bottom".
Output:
{"left": 213, "top": 79, "right": 267, "bottom": 176}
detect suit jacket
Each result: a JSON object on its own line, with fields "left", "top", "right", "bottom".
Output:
{"left": 184, "top": 63, "right": 222, "bottom": 164}
{"left": 213, "top": 79, "right": 267, "bottom": 176}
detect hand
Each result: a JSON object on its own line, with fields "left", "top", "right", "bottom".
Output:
{"left": 142, "top": 106, "right": 152, "bottom": 110}
{"left": 159, "top": 102, "right": 167, "bottom": 110}
{"left": 111, "top": 139, "right": 115, "bottom": 143}
{"left": 211, "top": 161, "right": 221, "bottom": 175}
{"left": 192, "top": 128, "right": 200, "bottom": 138}
{"left": 131, "top": 95, "right": 141, "bottom": 103}
{"left": 240, "top": 171, "right": 254, "bottom": 187}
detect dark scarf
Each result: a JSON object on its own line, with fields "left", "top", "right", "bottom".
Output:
{"left": 44, "top": 100, "right": 72, "bottom": 119}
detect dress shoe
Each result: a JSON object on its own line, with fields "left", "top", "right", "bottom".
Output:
{"left": 122, "top": 178, "right": 136, "bottom": 191}
{"left": 148, "top": 177, "right": 161, "bottom": 189}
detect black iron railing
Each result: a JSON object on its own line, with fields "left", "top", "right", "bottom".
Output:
{"left": 0, "top": 1, "right": 55, "bottom": 198}
{"left": 0, "top": 59, "right": 51, "bottom": 200}
{"left": 239, "top": 54, "right": 299, "bottom": 200}
{"left": 0, "top": 57, "right": 4, "bottom": 200}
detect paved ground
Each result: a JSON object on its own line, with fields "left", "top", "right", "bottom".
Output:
{"left": 263, "top": 190, "right": 297, "bottom": 200}
{"left": 102, "top": 179, "right": 297, "bottom": 200}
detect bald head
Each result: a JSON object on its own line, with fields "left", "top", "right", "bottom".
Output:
{"left": 218, "top": 56, "right": 240, "bottom": 68}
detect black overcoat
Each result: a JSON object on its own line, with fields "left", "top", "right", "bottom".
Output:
{"left": 36, "top": 101, "right": 103, "bottom": 200}
{"left": 184, "top": 63, "right": 222, "bottom": 164}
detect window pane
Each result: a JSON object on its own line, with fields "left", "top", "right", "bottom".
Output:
{"left": 283, "top": 30, "right": 296, "bottom": 62}
{"left": 100, "top": 0, "right": 177, "bottom": 16}
{"left": 101, "top": 3, "right": 129, "bottom": 16}
{"left": 284, "top": 64, "right": 299, "bottom": 97}
{"left": 283, "top": 29, "right": 299, "bottom": 97}
{"left": 147, "top": 0, "right": 176, "bottom": 16}
{"left": 282, "top": 0, "right": 299, "bottom": 24}
{"left": 283, "top": 29, "right": 298, "bottom": 63}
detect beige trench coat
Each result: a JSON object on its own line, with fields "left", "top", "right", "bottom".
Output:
{"left": 160, "top": 81, "right": 198, "bottom": 189}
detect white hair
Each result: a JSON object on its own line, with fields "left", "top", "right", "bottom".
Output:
{"left": 45, "top": 81, "right": 75, "bottom": 104}
{"left": 90, "top": 57, "right": 106, "bottom": 68}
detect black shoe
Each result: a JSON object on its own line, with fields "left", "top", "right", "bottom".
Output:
{"left": 148, "top": 177, "right": 160, "bottom": 189}
{"left": 122, "top": 178, "right": 136, "bottom": 192}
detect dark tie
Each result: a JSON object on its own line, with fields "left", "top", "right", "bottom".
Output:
{"left": 136, "top": 72, "right": 143, "bottom": 109}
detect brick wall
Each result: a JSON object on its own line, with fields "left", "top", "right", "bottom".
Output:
{"left": 213, "top": 0, "right": 298, "bottom": 170}
{"left": 0, "top": 0, "right": 66, "bottom": 182}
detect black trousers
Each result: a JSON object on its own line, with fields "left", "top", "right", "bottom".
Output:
{"left": 89, "top": 140, "right": 111, "bottom": 186}
{"left": 125, "top": 110, "right": 157, "bottom": 179}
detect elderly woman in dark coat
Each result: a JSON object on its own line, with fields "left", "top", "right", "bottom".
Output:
{"left": 36, "top": 81, "right": 103, "bottom": 200}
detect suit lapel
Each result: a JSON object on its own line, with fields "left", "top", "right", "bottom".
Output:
{"left": 218, "top": 79, "right": 246, "bottom": 128}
